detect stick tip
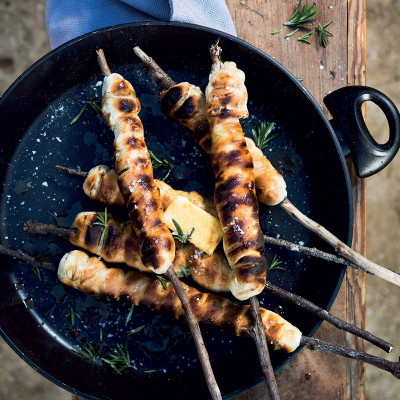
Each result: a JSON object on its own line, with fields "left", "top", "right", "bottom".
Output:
{"left": 24, "top": 220, "right": 32, "bottom": 232}
{"left": 209, "top": 39, "right": 222, "bottom": 61}
{"left": 96, "top": 48, "right": 111, "bottom": 76}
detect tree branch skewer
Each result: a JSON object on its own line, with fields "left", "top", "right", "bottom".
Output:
{"left": 301, "top": 336, "right": 400, "bottom": 379}
{"left": 1, "top": 244, "right": 398, "bottom": 380}
{"left": 96, "top": 49, "right": 221, "bottom": 400}
{"left": 280, "top": 198, "right": 400, "bottom": 286}
{"left": 24, "top": 219, "right": 393, "bottom": 353}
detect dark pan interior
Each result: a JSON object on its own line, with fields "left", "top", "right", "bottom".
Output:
{"left": 0, "top": 23, "right": 351, "bottom": 400}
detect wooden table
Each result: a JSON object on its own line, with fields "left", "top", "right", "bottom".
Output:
{"left": 225, "top": 0, "right": 367, "bottom": 399}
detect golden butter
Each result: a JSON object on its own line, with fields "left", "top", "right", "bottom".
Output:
{"left": 164, "top": 197, "right": 223, "bottom": 255}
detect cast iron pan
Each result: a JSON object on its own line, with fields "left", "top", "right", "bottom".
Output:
{"left": 0, "top": 22, "right": 399, "bottom": 400}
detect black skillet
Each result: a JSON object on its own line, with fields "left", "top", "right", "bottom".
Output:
{"left": 0, "top": 22, "right": 399, "bottom": 400}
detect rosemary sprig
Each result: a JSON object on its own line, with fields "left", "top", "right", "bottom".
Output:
{"left": 125, "top": 304, "right": 135, "bottom": 326}
{"left": 128, "top": 325, "right": 146, "bottom": 336}
{"left": 91, "top": 208, "right": 108, "bottom": 255}
{"left": 177, "top": 264, "right": 190, "bottom": 278}
{"left": 298, "top": 31, "right": 313, "bottom": 44}
{"left": 32, "top": 266, "right": 42, "bottom": 280}
{"left": 70, "top": 88, "right": 102, "bottom": 125}
{"left": 74, "top": 328, "right": 104, "bottom": 361}
{"left": 284, "top": 0, "right": 321, "bottom": 29}
{"left": 32, "top": 249, "right": 51, "bottom": 280}
{"left": 148, "top": 150, "right": 174, "bottom": 181}
{"left": 181, "top": 331, "right": 194, "bottom": 345}
{"left": 66, "top": 304, "right": 81, "bottom": 327}
{"left": 171, "top": 219, "right": 195, "bottom": 244}
{"left": 252, "top": 121, "right": 278, "bottom": 150}
{"left": 316, "top": 20, "right": 333, "bottom": 47}
{"left": 156, "top": 275, "right": 169, "bottom": 290}
{"left": 102, "top": 338, "right": 135, "bottom": 374}
{"left": 269, "top": 254, "right": 286, "bottom": 271}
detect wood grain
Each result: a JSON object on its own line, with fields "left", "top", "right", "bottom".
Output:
{"left": 346, "top": 0, "right": 367, "bottom": 398}
{"left": 224, "top": 0, "right": 365, "bottom": 399}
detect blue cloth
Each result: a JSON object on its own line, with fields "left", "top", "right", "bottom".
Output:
{"left": 46, "top": 0, "right": 237, "bottom": 49}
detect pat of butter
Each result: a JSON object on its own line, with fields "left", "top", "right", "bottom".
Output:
{"left": 164, "top": 197, "right": 223, "bottom": 255}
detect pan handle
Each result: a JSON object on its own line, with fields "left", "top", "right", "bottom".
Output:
{"left": 324, "top": 86, "right": 400, "bottom": 178}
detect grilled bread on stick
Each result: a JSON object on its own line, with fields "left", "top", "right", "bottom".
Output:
{"left": 83, "top": 165, "right": 217, "bottom": 216}
{"left": 69, "top": 212, "right": 230, "bottom": 292}
{"left": 101, "top": 73, "right": 175, "bottom": 274}
{"left": 83, "top": 165, "right": 222, "bottom": 255}
{"left": 160, "top": 83, "right": 287, "bottom": 206}
{"left": 205, "top": 47, "right": 268, "bottom": 301}
{"left": 58, "top": 250, "right": 301, "bottom": 353}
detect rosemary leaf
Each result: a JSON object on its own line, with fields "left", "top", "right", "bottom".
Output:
{"left": 70, "top": 88, "right": 100, "bottom": 125}
{"left": 171, "top": 219, "right": 195, "bottom": 244}
{"left": 316, "top": 20, "right": 333, "bottom": 47}
{"left": 102, "top": 339, "right": 133, "bottom": 375}
{"left": 178, "top": 264, "right": 190, "bottom": 278}
{"left": 32, "top": 265, "right": 42, "bottom": 281}
{"left": 298, "top": 31, "right": 313, "bottom": 44}
{"left": 148, "top": 149, "right": 174, "bottom": 181}
{"left": 271, "top": 29, "right": 282, "bottom": 35}
{"left": 269, "top": 254, "right": 286, "bottom": 271}
{"left": 157, "top": 275, "right": 169, "bottom": 290}
{"left": 92, "top": 208, "right": 108, "bottom": 255}
{"left": 125, "top": 304, "right": 135, "bottom": 326}
{"left": 128, "top": 325, "right": 146, "bottom": 336}
{"left": 285, "top": 28, "right": 299, "bottom": 38}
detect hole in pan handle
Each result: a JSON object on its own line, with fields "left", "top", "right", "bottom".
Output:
{"left": 324, "top": 86, "right": 400, "bottom": 178}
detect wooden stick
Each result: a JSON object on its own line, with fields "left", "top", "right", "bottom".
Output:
{"left": 3, "top": 244, "right": 398, "bottom": 380}
{"left": 164, "top": 267, "right": 221, "bottom": 399}
{"left": 24, "top": 220, "right": 71, "bottom": 238}
{"left": 265, "top": 282, "right": 392, "bottom": 353}
{"left": 96, "top": 49, "right": 111, "bottom": 76}
{"left": 264, "top": 235, "right": 365, "bottom": 272}
{"left": 249, "top": 296, "right": 280, "bottom": 400}
{"left": 133, "top": 46, "right": 176, "bottom": 89}
{"left": 0, "top": 244, "right": 56, "bottom": 271}
{"left": 96, "top": 49, "right": 221, "bottom": 400}
{"left": 55, "top": 165, "right": 88, "bottom": 177}
{"left": 22, "top": 219, "right": 395, "bottom": 353}
{"left": 301, "top": 336, "right": 400, "bottom": 379}
{"left": 280, "top": 198, "right": 400, "bottom": 286}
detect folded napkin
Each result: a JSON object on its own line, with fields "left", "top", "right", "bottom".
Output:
{"left": 46, "top": 0, "right": 237, "bottom": 49}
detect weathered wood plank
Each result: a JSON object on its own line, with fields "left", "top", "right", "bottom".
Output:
{"left": 346, "top": 0, "right": 367, "bottom": 397}
{"left": 225, "top": 0, "right": 363, "bottom": 398}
